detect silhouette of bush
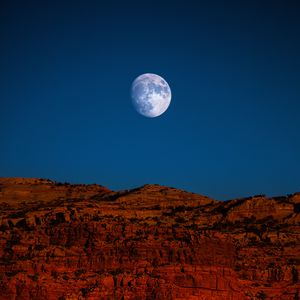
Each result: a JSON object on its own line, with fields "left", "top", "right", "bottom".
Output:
{"left": 35, "top": 216, "right": 41, "bottom": 225}
{"left": 129, "top": 217, "right": 138, "bottom": 223}
{"left": 243, "top": 216, "right": 256, "bottom": 224}
{"left": 81, "top": 288, "right": 89, "bottom": 298}
{"left": 50, "top": 212, "right": 66, "bottom": 226}
{"left": 186, "top": 223, "right": 197, "bottom": 230}
{"left": 5, "top": 270, "right": 20, "bottom": 277}
{"left": 256, "top": 291, "right": 267, "bottom": 300}
{"left": 62, "top": 274, "right": 69, "bottom": 280}
{"left": 15, "top": 219, "right": 31, "bottom": 231}
{"left": 234, "top": 265, "right": 241, "bottom": 272}
{"left": 294, "top": 203, "right": 300, "bottom": 213}
{"left": 175, "top": 217, "right": 187, "bottom": 223}
{"left": 8, "top": 233, "right": 21, "bottom": 246}
{"left": 7, "top": 220, "right": 14, "bottom": 228}
{"left": 152, "top": 204, "right": 161, "bottom": 210}
{"left": 273, "top": 196, "right": 289, "bottom": 203}
{"left": 28, "top": 273, "right": 39, "bottom": 282}
{"left": 51, "top": 270, "right": 58, "bottom": 279}
{"left": 110, "top": 268, "right": 123, "bottom": 276}
{"left": 248, "top": 236, "right": 259, "bottom": 246}
{"left": 35, "top": 244, "right": 46, "bottom": 251}
{"left": 292, "top": 266, "right": 298, "bottom": 283}
{"left": 0, "top": 224, "right": 8, "bottom": 232}
{"left": 173, "top": 206, "right": 186, "bottom": 213}
{"left": 8, "top": 211, "right": 25, "bottom": 218}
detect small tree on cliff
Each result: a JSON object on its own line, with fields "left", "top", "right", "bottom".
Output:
{"left": 256, "top": 291, "right": 267, "bottom": 300}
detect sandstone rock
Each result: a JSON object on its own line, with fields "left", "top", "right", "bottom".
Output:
{"left": 0, "top": 178, "right": 299, "bottom": 299}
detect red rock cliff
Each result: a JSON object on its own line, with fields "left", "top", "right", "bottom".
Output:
{"left": 0, "top": 178, "right": 299, "bottom": 299}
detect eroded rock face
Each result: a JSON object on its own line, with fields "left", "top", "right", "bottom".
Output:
{"left": 0, "top": 178, "right": 299, "bottom": 299}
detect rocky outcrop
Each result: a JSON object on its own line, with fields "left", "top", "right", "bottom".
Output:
{"left": 0, "top": 178, "right": 299, "bottom": 299}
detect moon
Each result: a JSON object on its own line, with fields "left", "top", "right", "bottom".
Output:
{"left": 131, "top": 73, "right": 172, "bottom": 118}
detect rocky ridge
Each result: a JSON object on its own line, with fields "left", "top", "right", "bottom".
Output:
{"left": 0, "top": 178, "right": 299, "bottom": 299}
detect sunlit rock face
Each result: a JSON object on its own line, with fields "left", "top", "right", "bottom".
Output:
{"left": 0, "top": 178, "right": 299, "bottom": 299}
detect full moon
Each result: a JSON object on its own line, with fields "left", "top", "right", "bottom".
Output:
{"left": 131, "top": 73, "right": 172, "bottom": 118}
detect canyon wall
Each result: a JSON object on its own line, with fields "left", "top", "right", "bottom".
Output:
{"left": 0, "top": 178, "right": 299, "bottom": 299}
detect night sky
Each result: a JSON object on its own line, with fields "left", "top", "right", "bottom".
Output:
{"left": 1, "top": 0, "right": 299, "bottom": 200}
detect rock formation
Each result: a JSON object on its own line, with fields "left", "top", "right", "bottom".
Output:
{"left": 0, "top": 178, "right": 299, "bottom": 299}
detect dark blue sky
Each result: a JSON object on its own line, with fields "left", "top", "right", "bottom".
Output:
{"left": 1, "top": 0, "right": 299, "bottom": 200}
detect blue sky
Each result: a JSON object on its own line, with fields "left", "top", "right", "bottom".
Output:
{"left": 1, "top": 0, "right": 299, "bottom": 200}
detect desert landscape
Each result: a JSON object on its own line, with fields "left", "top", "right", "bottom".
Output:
{"left": 0, "top": 178, "right": 299, "bottom": 299}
